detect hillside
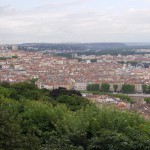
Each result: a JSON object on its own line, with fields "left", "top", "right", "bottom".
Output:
{"left": 0, "top": 82, "right": 150, "bottom": 150}
{"left": 19, "top": 43, "right": 128, "bottom": 51}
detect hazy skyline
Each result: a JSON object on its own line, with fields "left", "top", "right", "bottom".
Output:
{"left": 0, "top": 0, "right": 150, "bottom": 44}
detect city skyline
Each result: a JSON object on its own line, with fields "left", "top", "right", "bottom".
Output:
{"left": 1, "top": 0, "right": 150, "bottom": 44}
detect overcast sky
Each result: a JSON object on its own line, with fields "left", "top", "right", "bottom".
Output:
{"left": 0, "top": 0, "right": 150, "bottom": 44}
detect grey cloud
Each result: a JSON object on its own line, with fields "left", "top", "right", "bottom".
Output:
{"left": 127, "top": 9, "right": 150, "bottom": 24}
{"left": 35, "top": 0, "right": 92, "bottom": 11}
{"left": 0, "top": 1, "right": 150, "bottom": 43}
{"left": 0, "top": 4, "right": 17, "bottom": 16}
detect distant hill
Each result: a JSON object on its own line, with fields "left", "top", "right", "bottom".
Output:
{"left": 19, "top": 43, "right": 128, "bottom": 51}
{"left": 125, "top": 43, "right": 150, "bottom": 49}
{"left": 18, "top": 42, "right": 150, "bottom": 53}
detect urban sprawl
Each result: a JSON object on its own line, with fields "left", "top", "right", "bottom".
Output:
{"left": 0, "top": 44, "right": 150, "bottom": 93}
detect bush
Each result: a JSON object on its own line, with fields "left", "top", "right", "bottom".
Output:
{"left": 100, "top": 84, "right": 110, "bottom": 92}
{"left": 0, "top": 82, "right": 150, "bottom": 150}
{"left": 121, "top": 84, "right": 135, "bottom": 94}
{"left": 87, "top": 84, "right": 100, "bottom": 91}
{"left": 144, "top": 98, "right": 150, "bottom": 104}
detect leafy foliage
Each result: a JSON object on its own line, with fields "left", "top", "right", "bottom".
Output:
{"left": 56, "top": 95, "right": 90, "bottom": 111}
{"left": 113, "top": 84, "right": 118, "bottom": 92}
{"left": 100, "top": 83, "right": 110, "bottom": 92}
{"left": 50, "top": 87, "right": 82, "bottom": 98}
{"left": 87, "top": 84, "right": 100, "bottom": 91}
{"left": 121, "top": 84, "right": 135, "bottom": 94}
{"left": 144, "top": 98, "right": 150, "bottom": 104}
{"left": 0, "top": 97, "right": 39, "bottom": 150}
{"left": 142, "top": 84, "right": 148, "bottom": 94}
{"left": 0, "top": 82, "right": 150, "bottom": 150}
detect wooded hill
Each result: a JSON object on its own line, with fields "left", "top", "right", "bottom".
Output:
{"left": 0, "top": 82, "right": 150, "bottom": 150}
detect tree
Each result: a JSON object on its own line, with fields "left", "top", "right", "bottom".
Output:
{"left": 0, "top": 97, "right": 38, "bottom": 149}
{"left": 0, "top": 86, "right": 11, "bottom": 98}
{"left": 121, "top": 84, "right": 135, "bottom": 94}
{"left": 144, "top": 98, "right": 150, "bottom": 104}
{"left": 10, "top": 82, "right": 41, "bottom": 100}
{"left": 113, "top": 84, "right": 118, "bottom": 92}
{"left": 87, "top": 84, "right": 100, "bottom": 91}
{"left": 30, "top": 78, "right": 38, "bottom": 84}
{"left": 142, "top": 84, "right": 148, "bottom": 94}
{"left": 10, "top": 64, "right": 15, "bottom": 69}
{"left": 1, "top": 82, "right": 150, "bottom": 150}
{"left": 12, "top": 56, "right": 18, "bottom": 58}
{"left": 100, "top": 83, "right": 110, "bottom": 92}
{"left": 50, "top": 87, "right": 82, "bottom": 98}
{"left": 43, "top": 131, "right": 84, "bottom": 150}
{"left": 56, "top": 95, "right": 90, "bottom": 111}
{"left": 0, "top": 81, "right": 10, "bottom": 88}
{"left": 88, "top": 130, "right": 132, "bottom": 150}
{"left": 147, "top": 85, "right": 150, "bottom": 94}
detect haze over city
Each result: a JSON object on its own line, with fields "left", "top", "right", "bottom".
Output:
{"left": 1, "top": 0, "right": 150, "bottom": 44}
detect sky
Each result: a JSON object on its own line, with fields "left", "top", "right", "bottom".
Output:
{"left": 0, "top": 0, "right": 150, "bottom": 44}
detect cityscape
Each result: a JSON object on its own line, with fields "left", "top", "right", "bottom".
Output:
{"left": 1, "top": 43, "right": 150, "bottom": 119}
{"left": 1, "top": 0, "right": 150, "bottom": 149}
{"left": 0, "top": 44, "right": 150, "bottom": 93}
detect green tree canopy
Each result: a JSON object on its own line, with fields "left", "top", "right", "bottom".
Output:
{"left": 121, "top": 84, "right": 135, "bottom": 94}
{"left": 142, "top": 84, "right": 148, "bottom": 94}
{"left": 87, "top": 84, "right": 100, "bottom": 91}
{"left": 100, "top": 83, "right": 110, "bottom": 92}
{"left": 113, "top": 84, "right": 118, "bottom": 92}
{"left": 0, "top": 82, "right": 150, "bottom": 150}
{"left": 144, "top": 98, "right": 150, "bottom": 104}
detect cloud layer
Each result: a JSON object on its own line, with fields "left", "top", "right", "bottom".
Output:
{"left": 0, "top": 0, "right": 150, "bottom": 44}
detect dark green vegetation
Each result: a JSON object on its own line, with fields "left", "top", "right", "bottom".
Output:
{"left": 56, "top": 49, "right": 139, "bottom": 58}
{"left": 87, "top": 84, "right": 100, "bottom": 91}
{"left": 12, "top": 55, "right": 18, "bottom": 58}
{"left": 113, "top": 84, "right": 118, "bottom": 92}
{"left": 87, "top": 83, "right": 110, "bottom": 93}
{"left": 121, "top": 84, "right": 135, "bottom": 94}
{"left": 0, "top": 56, "right": 18, "bottom": 60}
{"left": 0, "top": 57, "right": 10, "bottom": 60}
{"left": 74, "top": 49, "right": 137, "bottom": 56}
{"left": 144, "top": 98, "right": 150, "bottom": 104}
{"left": 0, "top": 82, "right": 150, "bottom": 150}
{"left": 117, "top": 61, "right": 147, "bottom": 66}
{"left": 87, "top": 83, "right": 136, "bottom": 94}
{"left": 100, "top": 84, "right": 110, "bottom": 93}
{"left": 142, "top": 84, "right": 150, "bottom": 94}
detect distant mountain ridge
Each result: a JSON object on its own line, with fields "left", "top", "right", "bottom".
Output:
{"left": 19, "top": 42, "right": 128, "bottom": 51}
{"left": 18, "top": 42, "right": 150, "bottom": 51}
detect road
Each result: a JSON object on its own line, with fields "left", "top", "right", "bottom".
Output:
{"left": 127, "top": 94, "right": 150, "bottom": 98}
